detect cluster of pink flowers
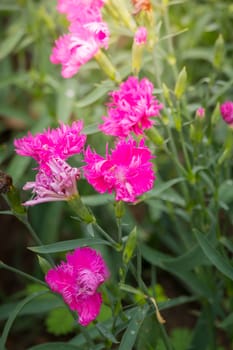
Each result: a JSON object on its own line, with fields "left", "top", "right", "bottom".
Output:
{"left": 99, "top": 76, "right": 163, "bottom": 138}
{"left": 220, "top": 101, "right": 233, "bottom": 126}
{"left": 14, "top": 121, "right": 86, "bottom": 205}
{"left": 84, "top": 138, "right": 155, "bottom": 202}
{"left": 45, "top": 247, "right": 109, "bottom": 326}
{"left": 51, "top": 0, "right": 109, "bottom": 78}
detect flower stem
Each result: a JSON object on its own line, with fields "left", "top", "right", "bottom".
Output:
{"left": 0, "top": 261, "right": 47, "bottom": 287}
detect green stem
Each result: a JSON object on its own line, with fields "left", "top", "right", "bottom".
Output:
{"left": 0, "top": 261, "right": 48, "bottom": 287}
{"left": 163, "top": 5, "right": 178, "bottom": 81}
{"left": 18, "top": 215, "right": 54, "bottom": 266}
{"left": 93, "top": 222, "right": 119, "bottom": 247}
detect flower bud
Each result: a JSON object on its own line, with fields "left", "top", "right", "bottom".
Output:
{"left": 213, "top": 34, "right": 225, "bottom": 69}
{"left": 174, "top": 66, "right": 187, "bottom": 100}
{"left": 132, "top": 27, "right": 147, "bottom": 75}
{"left": 94, "top": 49, "right": 121, "bottom": 83}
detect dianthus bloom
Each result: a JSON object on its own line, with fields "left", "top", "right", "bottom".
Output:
{"left": 220, "top": 101, "right": 233, "bottom": 126}
{"left": 22, "top": 158, "right": 80, "bottom": 206}
{"left": 51, "top": 0, "right": 109, "bottom": 78}
{"left": 134, "top": 26, "right": 147, "bottom": 45}
{"left": 14, "top": 121, "right": 86, "bottom": 169}
{"left": 99, "top": 76, "right": 163, "bottom": 138}
{"left": 45, "top": 247, "right": 109, "bottom": 326}
{"left": 83, "top": 138, "right": 155, "bottom": 202}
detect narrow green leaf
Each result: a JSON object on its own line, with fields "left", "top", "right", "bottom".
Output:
{"left": 0, "top": 28, "right": 25, "bottom": 60}
{"left": 28, "top": 343, "right": 82, "bottom": 350}
{"left": 29, "top": 238, "right": 111, "bottom": 254}
{"left": 140, "top": 178, "right": 185, "bottom": 201}
{"left": 119, "top": 306, "right": 148, "bottom": 350}
{"left": 96, "top": 323, "right": 118, "bottom": 344}
{"left": 56, "top": 79, "right": 77, "bottom": 123}
{"left": 75, "top": 81, "right": 114, "bottom": 108}
{"left": 0, "top": 294, "right": 63, "bottom": 321}
{"left": 194, "top": 229, "right": 233, "bottom": 281}
{"left": 0, "top": 291, "right": 48, "bottom": 347}
{"left": 220, "top": 237, "right": 233, "bottom": 254}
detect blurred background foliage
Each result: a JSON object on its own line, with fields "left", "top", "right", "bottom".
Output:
{"left": 0, "top": 0, "right": 233, "bottom": 349}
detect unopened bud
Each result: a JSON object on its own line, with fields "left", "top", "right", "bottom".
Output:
{"left": 132, "top": 27, "right": 147, "bottom": 75}
{"left": 174, "top": 66, "right": 187, "bottom": 100}
{"left": 213, "top": 34, "right": 224, "bottom": 69}
{"left": 94, "top": 50, "right": 121, "bottom": 83}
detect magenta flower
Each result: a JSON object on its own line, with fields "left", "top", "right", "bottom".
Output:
{"left": 220, "top": 101, "right": 233, "bottom": 126}
{"left": 45, "top": 247, "right": 109, "bottom": 326}
{"left": 134, "top": 26, "right": 147, "bottom": 45}
{"left": 22, "top": 158, "right": 80, "bottom": 206}
{"left": 83, "top": 138, "right": 155, "bottom": 202}
{"left": 14, "top": 121, "right": 86, "bottom": 169}
{"left": 99, "top": 76, "right": 163, "bottom": 138}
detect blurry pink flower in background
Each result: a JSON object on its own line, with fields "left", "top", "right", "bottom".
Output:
{"left": 84, "top": 138, "right": 155, "bottom": 202}
{"left": 57, "top": 0, "right": 105, "bottom": 22}
{"left": 196, "top": 107, "right": 205, "bottom": 118}
{"left": 14, "top": 121, "right": 86, "bottom": 168}
{"left": 22, "top": 158, "right": 80, "bottom": 206}
{"left": 45, "top": 247, "right": 109, "bottom": 326}
{"left": 99, "top": 76, "right": 163, "bottom": 137}
{"left": 134, "top": 26, "right": 147, "bottom": 45}
{"left": 220, "top": 101, "right": 233, "bottom": 126}
{"left": 51, "top": 0, "right": 109, "bottom": 78}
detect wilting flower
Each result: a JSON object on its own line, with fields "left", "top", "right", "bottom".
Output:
{"left": 131, "top": 0, "right": 152, "bottom": 14}
{"left": 220, "top": 101, "right": 233, "bottom": 126}
{"left": 99, "top": 76, "right": 163, "bottom": 138}
{"left": 134, "top": 26, "right": 147, "bottom": 45}
{"left": 45, "top": 247, "right": 109, "bottom": 326}
{"left": 84, "top": 138, "right": 155, "bottom": 202}
{"left": 14, "top": 121, "right": 86, "bottom": 169}
{"left": 22, "top": 158, "right": 80, "bottom": 206}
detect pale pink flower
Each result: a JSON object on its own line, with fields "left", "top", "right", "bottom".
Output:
{"left": 220, "top": 101, "right": 233, "bottom": 126}
{"left": 51, "top": 25, "right": 109, "bottom": 78}
{"left": 57, "top": 0, "right": 105, "bottom": 23}
{"left": 45, "top": 247, "right": 109, "bottom": 326}
{"left": 83, "top": 138, "right": 155, "bottom": 202}
{"left": 23, "top": 158, "right": 80, "bottom": 206}
{"left": 134, "top": 26, "right": 147, "bottom": 45}
{"left": 99, "top": 76, "right": 163, "bottom": 138}
{"left": 51, "top": 0, "right": 109, "bottom": 78}
{"left": 14, "top": 121, "right": 86, "bottom": 169}
{"left": 196, "top": 107, "right": 205, "bottom": 118}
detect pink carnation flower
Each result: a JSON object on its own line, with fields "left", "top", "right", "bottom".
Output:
{"left": 45, "top": 247, "right": 109, "bottom": 326}
{"left": 57, "top": 0, "right": 105, "bottom": 23}
{"left": 99, "top": 76, "right": 163, "bottom": 138}
{"left": 83, "top": 138, "right": 155, "bottom": 202}
{"left": 51, "top": 0, "right": 109, "bottom": 78}
{"left": 220, "top": 101, "right": 233, "bottom": 126}
{"left": 14, "top": 121, "right": 86, "bottom": 169}
{"left": 51, "top": 24, "right": 109, "bottom": 79}
{"left": 134, "top": 26, "right": 147, "bottom": 45}
{"left": 23, "top": 158, "right": 80, "bottom": 206}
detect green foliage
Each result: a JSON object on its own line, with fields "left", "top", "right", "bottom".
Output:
{"left": 45, "top": 307, "right": 75, "bottom": 336}
{"left": 0, "top": 0, "right": 233, "bottom": 349}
